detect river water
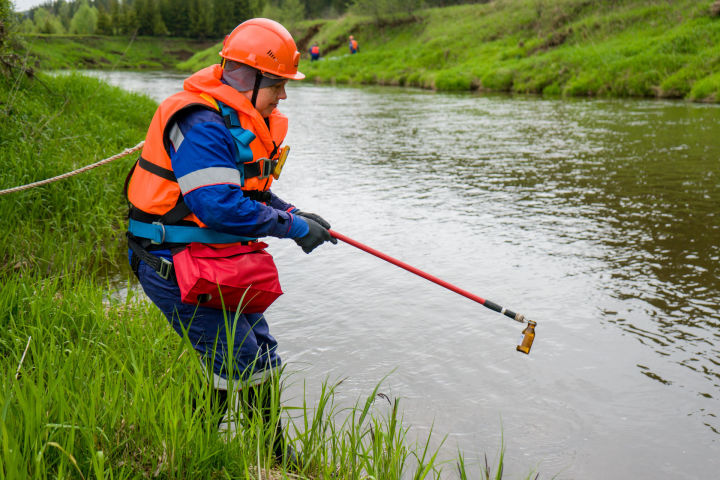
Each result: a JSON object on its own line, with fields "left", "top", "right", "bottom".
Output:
{"left": 86, "top": 70, "right": 719, "bottom": 479}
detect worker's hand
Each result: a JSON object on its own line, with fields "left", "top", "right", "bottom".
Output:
{"left": 293, "top": 210, "right": 331, "bottom": 230}
{"left": 294, "top": 217, "right": 337, "bottom": 254}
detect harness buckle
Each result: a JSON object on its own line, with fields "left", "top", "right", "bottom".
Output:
{"left": 151, "top": 221, "right": 166, "bottom": 245}
{"left": 258, "top": 158, "right": 277, "bottom": 180}
{"left": 157, "top": 257, "right": 173, "bottom": 280}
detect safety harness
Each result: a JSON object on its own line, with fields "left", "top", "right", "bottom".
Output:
{"left": 127, "top": 100, "right": 279, "bottom": 281}
{"left": 218, "top": 100, "right": 280, "bottom": 182}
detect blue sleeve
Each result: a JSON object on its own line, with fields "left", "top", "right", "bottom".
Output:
{"left": 266, "top": 189, "right": 295, "bottom": 212}
{"left": 169, "top": 110, "right": 307, "bottom": 239}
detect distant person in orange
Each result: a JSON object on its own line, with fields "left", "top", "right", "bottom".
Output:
{"left": 309, "top": 42, "right": 320, "bottom": 61}
{"left": 348, "top": 35, "right": 359, "bottom": 54}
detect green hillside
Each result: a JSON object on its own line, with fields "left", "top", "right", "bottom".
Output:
{"left": 180, "top": 0, "right": 720, "bottom": 101}
{"left": 21, "top": 34, "right": 216, "bottom": 70}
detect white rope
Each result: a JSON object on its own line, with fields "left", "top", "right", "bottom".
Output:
{"left": 0, "top": 141, "right": 145, "bottom": 196}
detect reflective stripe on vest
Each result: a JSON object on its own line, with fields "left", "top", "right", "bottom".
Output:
{"left": 177, "top": 167, "right": 242, "bottom": 194}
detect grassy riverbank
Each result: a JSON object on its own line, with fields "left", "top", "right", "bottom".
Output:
{"left": 22, "top": 1, "right": 720, "bottom": 101}
{"left": 180, "top": 0, "right": 720, "bottom": 102}
{"left": 2, "top": 272, "right": 464, "bottom": 479}
{"left": 0, "top": 42, "right": 514, "bottom": 480}
{"left": 1, "top": 71, "right": 155, "bottom": 276}
{"left": 20, "top": 34, "right": 217, "bottom": 70}
{"left": 301, "top": 0, "right": 720, "bottom": 101}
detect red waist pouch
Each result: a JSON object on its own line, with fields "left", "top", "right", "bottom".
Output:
{"left": 173, "top": 241, "right": 283, "bottom": 313}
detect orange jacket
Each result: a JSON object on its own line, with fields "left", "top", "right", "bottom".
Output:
{"left": 127, "top": 65, "right": 288, "bottom": 228}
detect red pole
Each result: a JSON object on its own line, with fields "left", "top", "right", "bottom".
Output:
{"left": 328, "top": 230, "right": 527, "bottom": 324}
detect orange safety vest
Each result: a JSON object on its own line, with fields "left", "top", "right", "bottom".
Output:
{"left": 311, "top": 45, "right": 319, "bottom": 55}
{"left": 127, "top": 64, "right": 288, "bottom": 229}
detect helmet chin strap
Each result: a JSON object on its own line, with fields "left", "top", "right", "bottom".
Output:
{"left": 250, "top": 70, "right": 263, "bottom": 107}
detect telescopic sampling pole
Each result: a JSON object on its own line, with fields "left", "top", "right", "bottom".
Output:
{"left": 329, "top": 230, "right": 537, "bottom": 354}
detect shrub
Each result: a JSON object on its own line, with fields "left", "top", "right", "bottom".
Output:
{"left": 434, "top": 70, "right": 473, "bottom": 91}
{"left": 481, "top": 68, "right": 515, "bottom": 91}
{"left": 689, "top": 71, "right": 720, "bottom": 101}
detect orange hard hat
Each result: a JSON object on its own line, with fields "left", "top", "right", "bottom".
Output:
{"left": 220, "top": 18, "right": 304, "bottom": 80}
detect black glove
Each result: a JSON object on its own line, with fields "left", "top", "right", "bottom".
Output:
{"left": 294, "top": 217, "right": 337, "bottom": 254}
{"left": 293, "top": 210, "right": 331, "bottom": 230}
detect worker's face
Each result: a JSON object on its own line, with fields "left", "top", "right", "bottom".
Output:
{"left": 246, "top": 80, "right": 288, "bottom": 118}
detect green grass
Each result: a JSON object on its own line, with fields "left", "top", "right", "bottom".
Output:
{"left": 0, "top": 272, "right": 516, "bottom": 479}
{"left": 0, "top": 70, "right": 156, "bottom": 276}
{"left": 20, "top": 34, "right": 219, "bottom": 70}
{"left": 25, "top": 1, "right": 720, "bottom": 101}
{"left": 260, "top": 0, "right": 720, "bottom": 102}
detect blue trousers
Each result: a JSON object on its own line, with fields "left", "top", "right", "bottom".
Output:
{"left": 136, "top": 260, "right": 281, "bottom": 387}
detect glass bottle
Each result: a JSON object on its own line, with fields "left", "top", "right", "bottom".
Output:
{"left": 516, "top": 320, "right": 536, "bottom": 354}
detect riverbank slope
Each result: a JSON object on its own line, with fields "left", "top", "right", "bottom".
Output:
{"left": 21, "top": 34, "right": 217, "bottom": 70}
{"left": 180, "top": 0, "right": 720, "bottom": 102}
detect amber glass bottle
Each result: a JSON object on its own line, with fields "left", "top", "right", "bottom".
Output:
{"left": 516, "top": 320, "right": 536, "bottom": 354}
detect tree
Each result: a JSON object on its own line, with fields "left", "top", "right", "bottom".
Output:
{"left": 57, "top": 0, "right": 72, "bottom": 31}
{"left": 120, "top": 1, "right": 139, "bottom": 34}
{"left": 19, "top": 18, "right": 35, "bottom": 34}
{"left": 96, "top": 10, "right": 113, "bottom": 34}
{"left": 109, "top": 0, "right": 120, "bottom": 34}
{"left": 136, "top": 0, "right": 171, "bottom": 36}
{"left": 281, "top": 0, "right": 305, "bottom": 27}
{"left": 161, "top": 0, "right": 190, "bottom": 37}
{"left": 134, "top": 0, "right": 151, "bottom": 35}
{"left": 33, "top": 7, "right": 66, "bottom": 34}
{"left": 213, "top": 0, "right": 234, "bottom": 36}
{"left": 262, "top": 0, "right": 304, "bottom": 28}
{"left": 1, "top": 0, "right": 11, "bottom": 48}
{"left": 151, "top": 4, "right": 169, "bottom": 35}
{"left": 69, "top": 0, "right": 99, "bottom": 34}
{"left": 189, "top": 0, "right": 213, "bottom": 38}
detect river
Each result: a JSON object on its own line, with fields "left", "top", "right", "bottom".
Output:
{"left": 85, "top": 70, "right": 719, "bottom": 479}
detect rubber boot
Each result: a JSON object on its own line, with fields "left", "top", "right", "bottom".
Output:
{"left": 246, "top": 383, "right": 301, "bottom": 469}
{"left": 192, "top": 388, "right": 229, "bottom": 429}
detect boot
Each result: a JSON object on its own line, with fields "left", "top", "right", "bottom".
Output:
{"left": 192, "top": 388, "right": 229, "bottom": 429}
{"left": 245, "top": 382, "right": 301, "bottom": 469}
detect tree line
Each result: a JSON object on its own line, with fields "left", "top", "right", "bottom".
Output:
{"left": 16, "top": 0, "right": 484, "bottom": 38}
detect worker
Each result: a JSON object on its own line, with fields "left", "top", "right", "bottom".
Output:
{"left": 348, "top": 35, "right": 358, "bottom": 54}
{"left": 309, "top": 42, "right": 320, "bottom": 61}
{"left": 124, "top": 17, "right": 335, "bottom": 468}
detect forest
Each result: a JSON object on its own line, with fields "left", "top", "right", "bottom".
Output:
{"left": 15, "top": 0, "right": 483, "bottom": 38}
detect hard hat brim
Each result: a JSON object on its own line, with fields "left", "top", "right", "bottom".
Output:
{"left": 286, "top": 70, "right": 305, "bottom": 81}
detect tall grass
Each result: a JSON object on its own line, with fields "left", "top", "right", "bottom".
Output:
{"left": 0, "top": 70, "right": 156, "bottom": 276}
{"left": 0, "top": 273, "right": 512, "bottom": 479}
